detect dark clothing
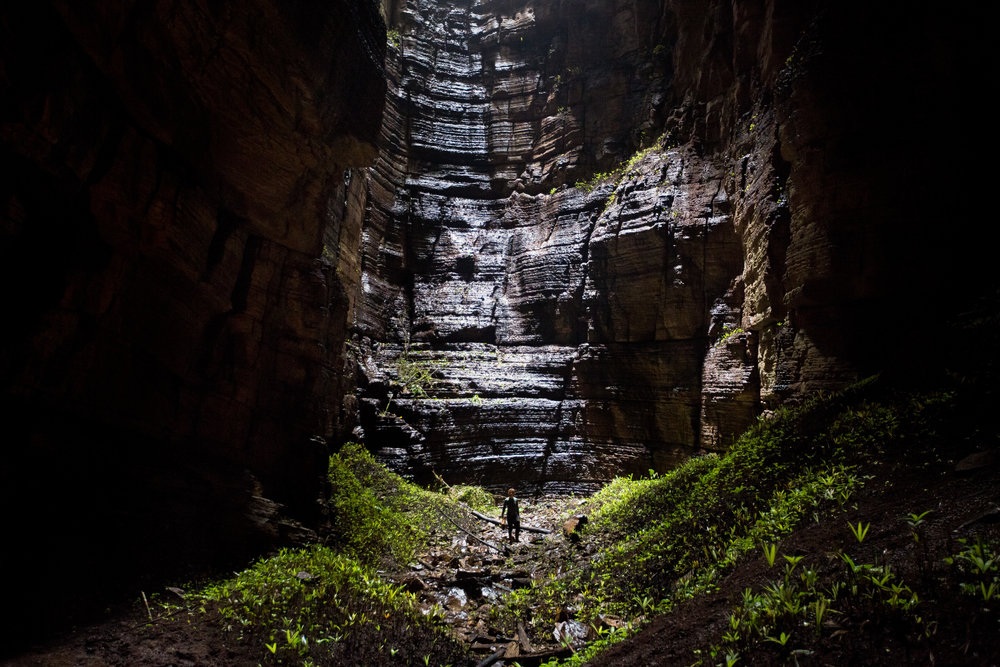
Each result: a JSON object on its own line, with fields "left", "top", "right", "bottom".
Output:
{"left": 501, "top": 496, "right": 520, "bottom": 542}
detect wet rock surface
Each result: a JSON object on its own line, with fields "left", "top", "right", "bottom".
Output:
{"left": 356, "top": 0, "right": 746, "bottom": 493}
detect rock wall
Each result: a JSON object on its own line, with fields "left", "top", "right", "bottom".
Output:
{"left": 0, "top": 0, "right": 385, "bottom": 642}
{"left": 354, "top": 0, "right": 993, "bottom": 492}
{"left": 355, "top": 0, "right": 684, "bottom": 493}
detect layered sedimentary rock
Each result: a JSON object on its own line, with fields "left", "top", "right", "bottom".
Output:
{"left": 0, "top": 0, "right": 384, "bottom": 641}
{"left": 354, "top": 0, "right": 993, "bottom": 492}
{"left": 354, "top": 0, "right": 732, "bottom": 492}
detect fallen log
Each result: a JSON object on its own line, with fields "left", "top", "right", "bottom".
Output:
{"left": 435, "top": 507, "right": 507, "bottom": 555}
{"left": 475, "top": 645, "right": 506, "bottom": 667}
{"left": 503, "top": 646, "right": 574, "bottom": 667}
{"left": 475, "top": 643, "right": 571, "bottom": 667}
{"left": 470, "top": 509, "right": 552, "bottom": 534}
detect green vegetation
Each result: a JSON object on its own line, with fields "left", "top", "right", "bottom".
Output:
{"left": 491, "top": 377, "right": 994, "bottom": 665}
{"left": 327, "top": 442, "right": 445, "bottom": 567}
{"left": 387, "top": 29, "right": 401, "bottom": 48}
{"left": 140, "top": 374, "right": 995, "bottom": 666}
{"left": 176, "top": 443, "right": 475, "bottom": 666}
{"left": 512, "top": 381, "right": 894, "bottom": 620}
{"left": 718, "top": 324, "right": 745, "bottom": 345}
{"left": 382, "top": 343, "right": 441, "bottom": 416}
{"left": 946, "top": 537, "right": 1000, "bottom": 602}
{"left": 193, "top": 545, "right": 460, "bottom": 666}
{"left": 392, "top": 345, "right": 439, "bottom": 399}
{"left": 574, "top": 133, "right": 668, "bottom": 194}
{"left": 445, "top": 483, "right": 495, "bottom": 513}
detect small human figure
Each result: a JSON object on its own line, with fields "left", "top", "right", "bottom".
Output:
{"left": 500, "top": 487, "right": 521, "bottom": 542}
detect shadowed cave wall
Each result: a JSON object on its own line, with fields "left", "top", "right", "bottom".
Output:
{"left": 0, "top": 0, "right": 386, "bottom": 645}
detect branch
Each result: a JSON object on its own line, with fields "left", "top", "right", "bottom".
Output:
{"left": 436, "top": 507, "right": 507, "bottom": 554}
{"left": 470, "top": 509, "right": 552, "bottom": 534}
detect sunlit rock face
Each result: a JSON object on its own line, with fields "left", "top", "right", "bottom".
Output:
{"left": 0, "top": 0, "right": 384, "bottom": 640}
{"left": 356, "top": 0, "right": 993, "bottom": 493}
{"left": 355, "top": 0, "right": 741, "bottom": 493}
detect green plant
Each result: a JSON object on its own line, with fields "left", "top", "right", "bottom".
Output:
{"left": 764, "top": 631, "right": 791, "bottom": 646}
{"left": 812, "top": 598, "right": 828, "bottom": 628}
{"left": 381, "top": 342, "right": 441, "bottom": 416}
{"left": 573, "top": 133, "right": 667, "bottom": 195}
{"left": 446, "top": 483, "right": 495, "bottom": 513}
{"left": 904, "top": 510, "right": 931, "bottom": 542}
{"left": 762, "top": 543, "right": 777, "bottom": 568}
{"left": 946, "top": 537, "right": 1000, "bottom": 601}
{"left": 719, "top": 325, "right": 745, "bottom": 345}
{"left": 393, "top": 345, "right": 439, "bottom": 398}
{"left": 848, "top": 521, "right": 870, "bottom": 544}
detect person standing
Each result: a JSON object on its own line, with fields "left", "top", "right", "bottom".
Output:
{"left": 500, "top": 487, "right": 520, "bottom": 542}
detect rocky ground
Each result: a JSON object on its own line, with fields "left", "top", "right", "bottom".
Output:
{"left": 391, "top": 495, "right": 593, "bottom": 665}
{"left": 3, "top": 457, "right": 998, "bottom": 666}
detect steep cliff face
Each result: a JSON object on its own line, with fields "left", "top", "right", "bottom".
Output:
{"left": 355, "top": 0, "right": 683, "bottom": 492}
{"left": 0, "top": 0, "right": 384, "bottom": 639}
{"left": 354, "top": 0, "right": 993, "bottom": 492}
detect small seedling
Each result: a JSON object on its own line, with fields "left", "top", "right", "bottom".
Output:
{"left": 765, "top": 631, "right": 791, "bottom": 646}
{"left": 905, "top": 510, "right": 931, "bottom": 543}
{"left": 848, "top": 521, "right": 870, "bottom": 544}
{"left": 762, "top": 543, "right": 777, "bottom": 568}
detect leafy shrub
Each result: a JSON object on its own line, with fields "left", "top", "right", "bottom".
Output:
{"left": 327, "top": 444, "right": 422, "bottom": 568}
{"left": 446, "top": 484, "right": 496, "bottom": 513}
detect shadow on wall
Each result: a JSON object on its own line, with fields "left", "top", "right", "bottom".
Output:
{"left": 0, "top": 399, "right": 286, "bottom": 655}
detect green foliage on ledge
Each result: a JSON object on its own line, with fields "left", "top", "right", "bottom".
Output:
{"left": 574, "top": 133, "right": 667, "bottom": 193}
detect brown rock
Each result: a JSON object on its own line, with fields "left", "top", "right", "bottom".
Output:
{"left": 0, "top": 0, "right": 385, "bottom": 642}
{"left": 562, "top": 515, "right": 589, "bottom": 542}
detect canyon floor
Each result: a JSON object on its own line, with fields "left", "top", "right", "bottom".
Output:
{"left": 3, "top": 455, "right": 999, "bottom": 667}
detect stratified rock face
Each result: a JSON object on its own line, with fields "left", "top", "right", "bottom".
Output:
{"left": 354, "top": 0, "right": 739, "bottom": 493}
{"left": 0, "top": 0, "right": 384, "bottom": 640}
{"left": 355, "top": 0, "right": 993, "bottom": 492}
